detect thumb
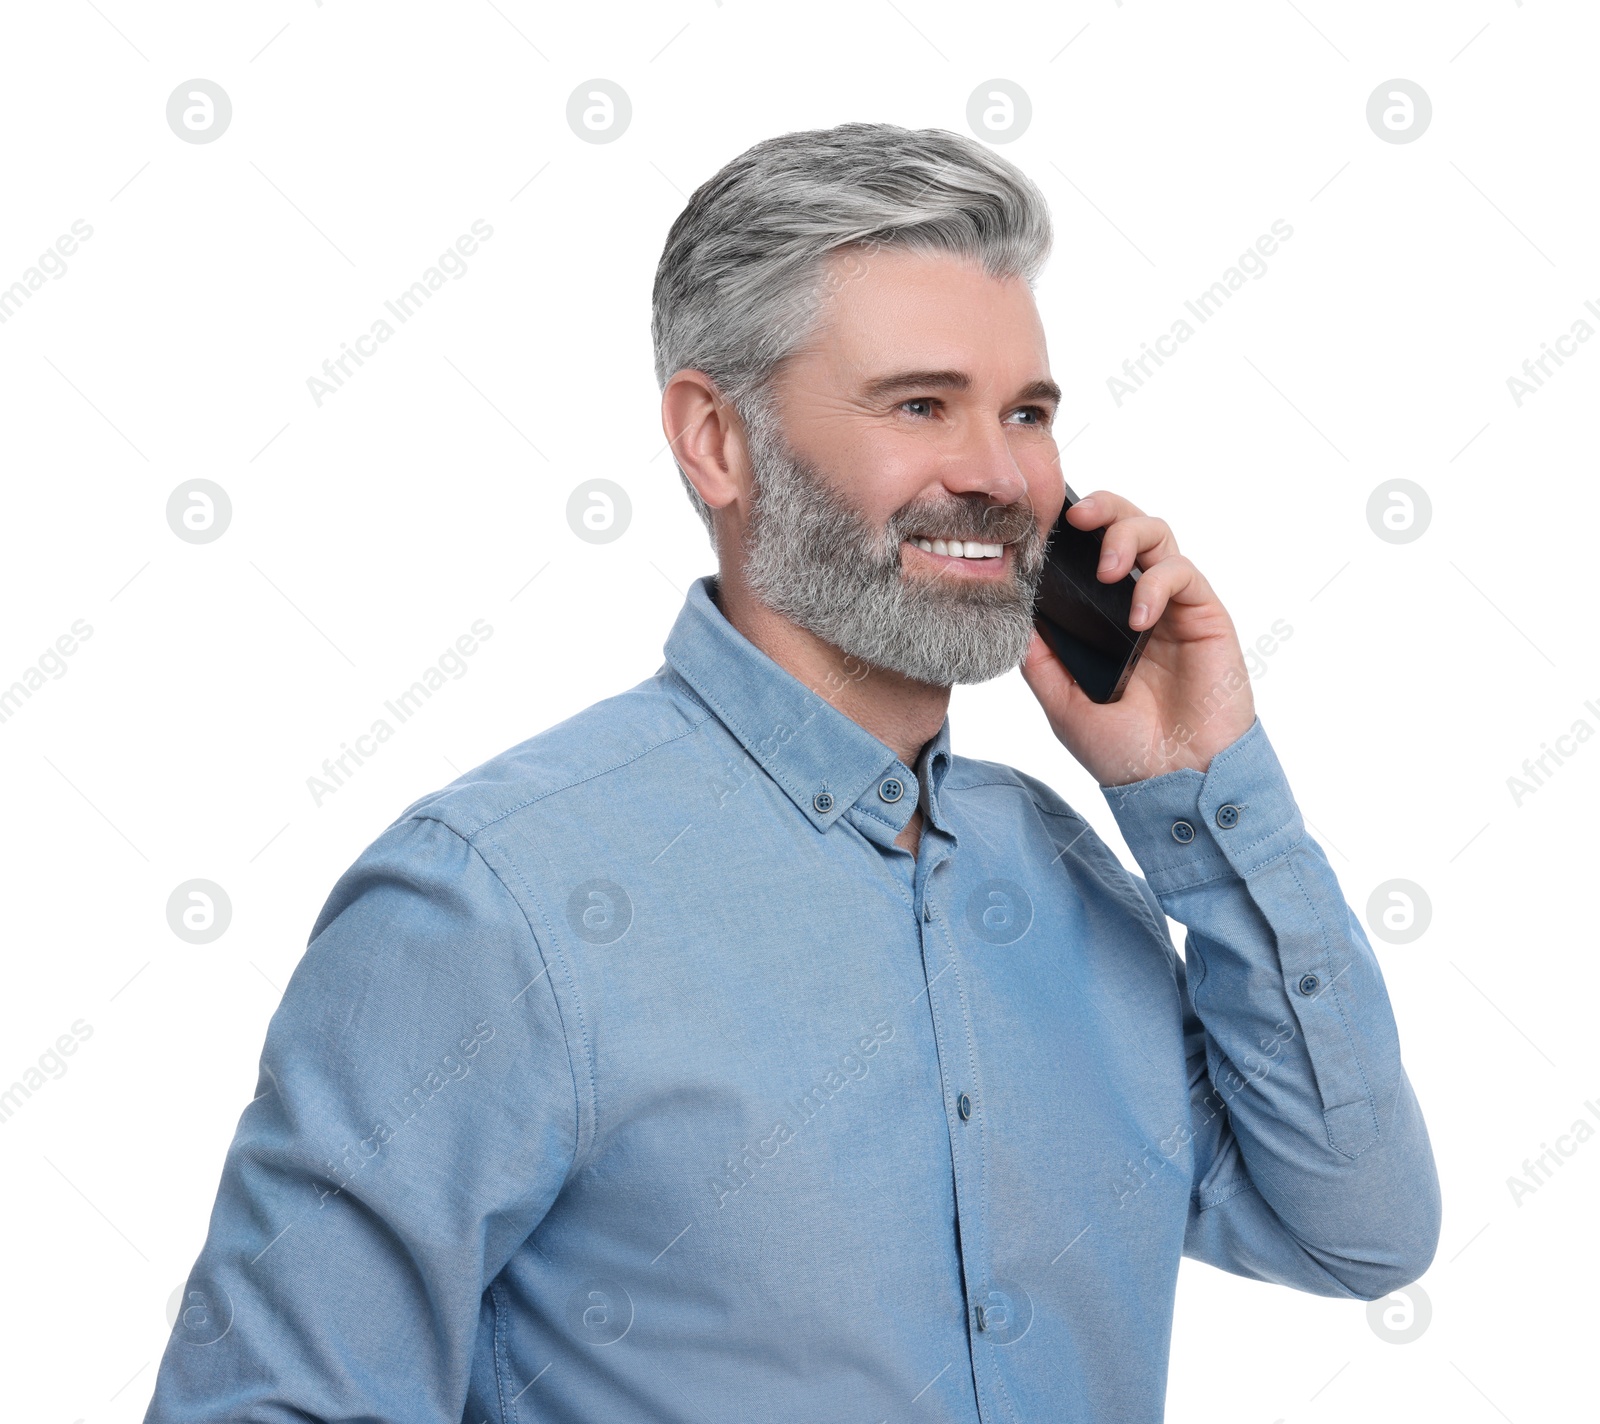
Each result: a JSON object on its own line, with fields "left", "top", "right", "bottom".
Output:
{"left": 1019, "top": 629, "right": 1083, "bottom": 727}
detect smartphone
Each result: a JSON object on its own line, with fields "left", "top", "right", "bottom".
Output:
{"left": 1033, "top": 485, "right": 1152, "bottom": 704}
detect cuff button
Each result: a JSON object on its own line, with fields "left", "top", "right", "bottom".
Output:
{"left": 1170, "top": 819, "right": 1196, "bottom": 844}
{"left": 1215, "top": 803, "right": 1241, "bottom": 829}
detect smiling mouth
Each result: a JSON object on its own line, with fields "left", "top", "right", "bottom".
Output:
{"left": 904, "top": 535, "right": 1007, "bottom": 562}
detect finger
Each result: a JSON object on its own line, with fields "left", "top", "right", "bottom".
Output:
{"left": 1064, "top": 489, "right": 1145, "bottom": 531}
{"left": 1094, "top": 515, "right": 1178, "bottom": 581}
{"left": 1126, "top": 554, "right": 1214, "bottom": 630}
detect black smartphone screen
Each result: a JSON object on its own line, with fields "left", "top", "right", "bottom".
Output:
{"left": 1033, "top": 488, "right": 1152, "bottom": 704}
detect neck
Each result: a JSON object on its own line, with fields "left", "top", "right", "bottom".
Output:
{"left": 711, "top": 571, "right": 949, "bottom": 772}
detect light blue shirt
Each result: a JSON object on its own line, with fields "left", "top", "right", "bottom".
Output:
{"left": 145, "top": 573, "right": 1440, "bottom": 1424}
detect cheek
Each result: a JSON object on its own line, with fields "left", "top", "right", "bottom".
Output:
{"left": 1022, "top": 457, "right": 1066, "bottom": 521}
{"left": 843, "top": 438, "right": 939, "bottom": 524}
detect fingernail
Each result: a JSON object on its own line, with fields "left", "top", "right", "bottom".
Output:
{"left": 1131, "top": 604, "right": 1148, "bottom": 626}
{"left": 1098, "top": 548, "right": 1116, "bottom": 570}
{"left": 1076, "top": 497, "right": 1096, "bottom": 511}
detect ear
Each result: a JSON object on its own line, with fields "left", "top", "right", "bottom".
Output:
{"left": 660, "top": 370, "right": 752, "bottom": 516}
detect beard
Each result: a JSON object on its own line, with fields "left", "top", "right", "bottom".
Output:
{"left": 739, "top": 412, "right": 1048, "bottom": 687}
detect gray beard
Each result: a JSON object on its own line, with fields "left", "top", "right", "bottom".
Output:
{"left": 739, "top": 415, "right": 1048, "bottom": 687}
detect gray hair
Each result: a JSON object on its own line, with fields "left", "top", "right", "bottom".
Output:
{"left": 650, "top": 121, "right": 1053, "bottom": 536}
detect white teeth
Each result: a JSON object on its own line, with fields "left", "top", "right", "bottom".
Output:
{"left": 909, "top": 537, "right": 1004, "bottom": 559}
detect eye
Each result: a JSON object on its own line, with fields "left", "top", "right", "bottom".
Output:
{"left": 1007, "top": 404, "right": 1054, "bottom": 427}
{"left": 899, "top": 397, "right": 939, "bottom": 419}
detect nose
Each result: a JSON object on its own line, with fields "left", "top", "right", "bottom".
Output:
{"left": 939, "top": 417, "right": 1029, "bottom": 508}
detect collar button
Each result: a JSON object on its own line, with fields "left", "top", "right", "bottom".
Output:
{"left": 813, "top": 790, "right": 835, "bottom": 814}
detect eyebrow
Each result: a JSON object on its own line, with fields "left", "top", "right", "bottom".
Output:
{"left": 859, "top": 368, "right": 1063, "bottom": 408}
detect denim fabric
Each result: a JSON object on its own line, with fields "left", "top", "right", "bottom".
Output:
{"left": 144, "top": 573, "right": 1440, "bottom": 1424}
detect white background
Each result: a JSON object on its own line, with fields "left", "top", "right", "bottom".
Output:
{"left": 1, "top": 1, "right": 1595, "bottom": 1420}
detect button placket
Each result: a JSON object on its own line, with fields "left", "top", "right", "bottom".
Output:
{"left": 911, "top": 855, "right": 992, "bottom": 1368}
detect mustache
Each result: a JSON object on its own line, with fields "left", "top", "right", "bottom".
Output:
{"left": 888, "top": 495, "right": 1040, "bottom": 545}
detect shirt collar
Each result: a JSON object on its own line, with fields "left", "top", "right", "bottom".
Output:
{"left": 663, "top": 575, "right": 953, "bottom": 835}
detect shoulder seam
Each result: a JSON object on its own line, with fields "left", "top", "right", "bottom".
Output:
{"left": 947, "top": 777, "right": 1089, "bottom": 824}
{"left": 416, "top": 701, "right": 715, "bottom": 840}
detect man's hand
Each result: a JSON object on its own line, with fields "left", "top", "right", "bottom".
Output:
{"left": 1019, "top": 490, "right": 1255, "bottom": 787}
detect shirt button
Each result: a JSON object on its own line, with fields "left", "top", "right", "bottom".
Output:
{"left": 1170, "top": 819, "right": 1195, "bottom": 844}
{"left": 813, "top": 790, "right": 834, "bottom": 814}
{"left": 974, "top": 1303, "right": 989, "bottom": 1331}
{"left": 1215, "top": 803, "right": 1241, "bottom": 829}
{"left": 1297, "top": 973, "right": 1320, "bottom": 995}
{"left": 878, "top": 777, "right": 904, "bottom": 803}
{"left": 923, "top": 903, "right": 932, "bottom": 922}
{"left": 957, "top": 1092, "right": 972, "bottom": 1120}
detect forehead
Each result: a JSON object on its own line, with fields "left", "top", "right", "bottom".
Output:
{"left": 800, "top": 245, "right": 1047, "bottom": 376}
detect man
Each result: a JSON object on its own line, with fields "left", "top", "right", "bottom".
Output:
{"left": 145, "top": 122, "right": 1440, "bottom": 1423}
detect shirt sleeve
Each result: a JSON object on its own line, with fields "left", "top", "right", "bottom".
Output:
{"left": 142, "top": 812, "right": 581, "bottom": 1424}
{"left": 1100, "top": 716, "right": 1441, "bottom": 1301}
